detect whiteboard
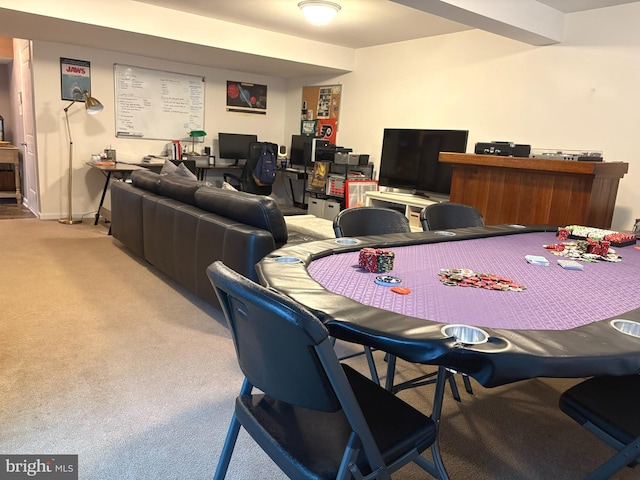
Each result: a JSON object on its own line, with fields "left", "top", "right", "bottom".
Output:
{"left": 114, "top": 64, "right": 205, "bottom": 140}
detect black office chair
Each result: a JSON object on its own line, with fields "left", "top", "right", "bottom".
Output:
{"left": 207, "top": 261, "right": 448, "bottom": 480}
{"left": 559, "top": 375, "right": 640, "bottom": 479}
{"left": 419, "top": 202, "right": 484, "bottom": 231}
{"left": 333, "top": 206, "right": 411, "bottom": 238}
{"left": 223, "top": 141, "right": 277, "bottom": 196}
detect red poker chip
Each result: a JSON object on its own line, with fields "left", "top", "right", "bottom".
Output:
{"left": 391, "top": 287, "right": 411, "bottom": 295}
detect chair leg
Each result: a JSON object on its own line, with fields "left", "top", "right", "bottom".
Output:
{"left": 384, "top": 354, "right": 397, "bottom": 391}
{"left": 213, "top": 379, "right": 253, "bottom": 480}
{"left": 364, "top": 347, "right": 380, "bottom": 385}
{"left": 213, "top": 413, "right": 241, "bottom": 480}
{"left": 462, "top": 374, "right": 474, "bottom": 395}
{"left": 429, "top": 366, "right": 451, "bottom": 480}
{"left": 447, "top": 374, "right": 461, "bottom": 402}
{"left": 585, "top": 435, "right": 640, "bottom": 480}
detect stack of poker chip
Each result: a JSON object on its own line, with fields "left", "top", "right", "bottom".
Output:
{"left": 587, "top": 238, "right": 610, "bottom": 257}
{"left": 358, "top": 248, "right": 395, "bottom": 273}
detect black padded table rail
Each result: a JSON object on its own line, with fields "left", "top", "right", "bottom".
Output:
{"left": 256, "top": 225, "right": 640, "bottom": 388}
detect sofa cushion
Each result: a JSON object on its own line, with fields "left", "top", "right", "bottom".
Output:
{"left": 160, "top": 159, "right": 178, "bottom": 175}
{"left": 131, "top": 169, "right": 162, "bottom": 193}
{"left": 176, "top": 162, "right": 197, "bottom": 180}
{"left": 158, "top": 175, "right": 203, "bottom": 207}
{"left": 194, "top": 187, "right": 288, "bottom": 245}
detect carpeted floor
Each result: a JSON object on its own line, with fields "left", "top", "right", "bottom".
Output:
{"left": 0, "top": 218, "right": 635, "bottom": 479}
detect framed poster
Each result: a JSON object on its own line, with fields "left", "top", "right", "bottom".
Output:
{"left": 308, "top": 161, "right": 330, "bottom": 191}
{"left": 60, "top": 58, "right": 92, "bottom": 101}
{"left": 226, "top": 81, "right": 267, "bottom": 114}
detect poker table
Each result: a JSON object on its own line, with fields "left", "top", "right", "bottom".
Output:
{"left": 256, "top": 225, "right": 640, "bottom": 388}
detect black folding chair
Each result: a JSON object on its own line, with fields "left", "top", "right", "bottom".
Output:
{"left": 419, "top": 202, "right": 484, "bottom": 232}
{"left": 333, "top": 206, "right": 411, "bottom": 238}
{"left": 333, "top": 206, "right": 467, "bottom": 400}
{"left": 559, "top": 374, "right": 640, "bottom": 479}
{"left": 414, "top": 202, "right": 485, "bottom": 399}
{"left": 207, "top": 261, "right": 449, "bottom": 480}
{"left": 332, "top": 206, "right": 411, "bottom": 385}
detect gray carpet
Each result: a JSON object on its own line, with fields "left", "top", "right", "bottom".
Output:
{"left": 0, "top": 219, "right": 634, "bottom": 479}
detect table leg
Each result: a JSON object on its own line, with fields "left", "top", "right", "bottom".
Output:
{"left": 95, "top": 171, "right": 112, "bottom": 225}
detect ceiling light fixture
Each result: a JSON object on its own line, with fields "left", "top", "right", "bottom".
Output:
{"left": 298, "top": 1, "right": 341, "bottom": 26}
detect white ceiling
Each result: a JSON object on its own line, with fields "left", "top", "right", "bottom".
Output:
{"left": 1, "top": 1, "right": 638, "bottom": 76}
{"left": 135, "top": 0, "right": 640, "bottom": 49}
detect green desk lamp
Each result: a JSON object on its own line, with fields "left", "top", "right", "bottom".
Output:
{"left": 188, "top": 130, "right": 207, "bottom": 155}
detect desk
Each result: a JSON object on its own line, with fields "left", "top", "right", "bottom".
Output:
{"left": 86, "top": 162, "right": 145, "bottom": 229}
{"left": 256, "top": 225, "right": 640, "bottom": 388}
{"left": 0, "top": 145, "right": 21, "bottom": 203}
{"left": 195, "top": 165, "right": 241, "bottom": 181}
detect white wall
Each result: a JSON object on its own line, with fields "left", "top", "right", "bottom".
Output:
{"left": 31, "top": 41, "right": 288, "bottom": 220}
{"left": 285, "top": 3, "right": 640, "bottom": 230}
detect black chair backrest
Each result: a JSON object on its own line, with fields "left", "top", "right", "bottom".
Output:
{"left": 170, "top": 159, "right": 197, "bottom": 175}
{"left": 333, "top": 206, "right": 411, "bottom": 237}
{"left": 240, "top": 142, "right": 278, "bottom": 195}
{"left": 206, "top": 261, "right": 341, "bottom": 412}
{"left": 420, "top": 202, "right": 484, "bottom": 231}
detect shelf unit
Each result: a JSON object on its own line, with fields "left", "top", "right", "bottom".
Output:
{"left": 305, "top": 162, "right": 374, "bottom": 219}
{"left": 364, "top": 190, "right": 447, "bottom": 231}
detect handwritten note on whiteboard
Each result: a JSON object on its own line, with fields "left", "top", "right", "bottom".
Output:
{"left": 114, "top": 64, "right": 205, "bottom": 140}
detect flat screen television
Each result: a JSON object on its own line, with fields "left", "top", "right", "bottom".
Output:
{"left": 218, "top": 133, "right": 258, "bottom": 165}
{"left": 378, "top": 129, "right": 469, "bottom": 197}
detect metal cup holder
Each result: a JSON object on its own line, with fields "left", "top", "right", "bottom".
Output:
{"left": 272, "top": 256, "right": 302, "bottom": 264}
{"left": 434, "top": 230, "right": 456, "bottom": 236}
{"left": 611, "top": 319, "right": 640, "bottom": 338}
{"left": 442, "top": 324, "right": 489, "bottom": 345}
{"left": 335, "top": 238, "right": 359, "bottom": 245}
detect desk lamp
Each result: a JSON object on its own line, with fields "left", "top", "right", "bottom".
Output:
{"left": 59, "top": 90, "right": 103, "bottom": 225}
{"left": 188, "top": 130, "right": 207, "bottom": 155}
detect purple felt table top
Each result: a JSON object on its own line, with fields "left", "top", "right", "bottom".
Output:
{"left": 307, "top": 231, "right": 640, "bottom": 330}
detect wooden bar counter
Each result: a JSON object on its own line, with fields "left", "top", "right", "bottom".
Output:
{"left": 439, "top": 152, "right": 628, "bottom": 229}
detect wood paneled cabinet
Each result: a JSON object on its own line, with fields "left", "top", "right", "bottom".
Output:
{"left": 0, "top": 145, "right": 21, "bottom": 203}
{"left": 439, "top": 153, "right": 628, "bottom": 229}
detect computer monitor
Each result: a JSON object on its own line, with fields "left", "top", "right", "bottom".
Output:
{"left": 218, "top": 133, "right": 258, "bottom": 165}
{"left": 290, "top": 135, "right": 315, "bottom": 167}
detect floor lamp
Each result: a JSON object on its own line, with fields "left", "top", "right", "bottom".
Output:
{"left": 59, "top": 90, "right": 103, "bottom": 225}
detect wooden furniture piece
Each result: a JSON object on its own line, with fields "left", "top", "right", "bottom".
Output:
{"left": 365, "top": 190, "right": 441, "bottom": 231}
{"left": 0, "top": 145, "right": 21, "bottom": 203}
{"left": 439, "top": 153, "right": 628, "bottom": 229}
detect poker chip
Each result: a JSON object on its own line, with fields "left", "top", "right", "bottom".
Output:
{"left": 374, "top": 275, "right": 402, "bottom": 287}
{"left": 358, "top": 248, "right": 395, "bottom": 273}
{"left": 391, "top": 287, "right": 411, "bottom": 295}
{"left": 439, "top": 268, "right": 526, "bottom": 292}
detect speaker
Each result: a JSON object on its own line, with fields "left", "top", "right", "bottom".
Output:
{"left": 474, "top": 141, "right": 531, "bottom": 158}
{"left": 278, "top": 145, "right": 287, "bottom": 158}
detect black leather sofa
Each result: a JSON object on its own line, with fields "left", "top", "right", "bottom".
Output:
{"left": 110, "top": 169, "right": 318, "bottom": 307}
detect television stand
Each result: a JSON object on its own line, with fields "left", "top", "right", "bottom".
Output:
{"left": 365, "top": 191, "right": 447, "bottom": 231}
